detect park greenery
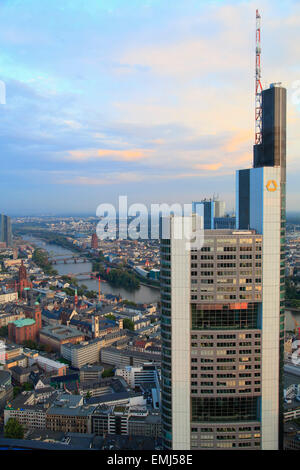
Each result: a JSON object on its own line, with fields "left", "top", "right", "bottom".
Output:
{"left": 32, "top": 248, "right": 58, "bottom": 276}
{"left": 93, "top": 261, "right": 140, "bottom": 290}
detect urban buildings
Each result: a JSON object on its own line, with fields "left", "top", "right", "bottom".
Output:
{"left": 161, "top": 84, "right": 286, "bottom": 450}
{"left": 39, "top": 324, "right": 85, "bottom": 352}
{"left": 0, "top": 370, "right": 13, "bottom": 411}
{"left": 0, "top": 289, "right": 18, "bottom": 305}
{"left": 192, "top": 198, "right": 226, "bottom": 230}
{"left": 0, "top": 214, "right": 12, "bottom": 247}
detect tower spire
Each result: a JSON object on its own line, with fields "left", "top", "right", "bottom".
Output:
{"left": 255, "top": 9, "right": 263, "bottom": 145}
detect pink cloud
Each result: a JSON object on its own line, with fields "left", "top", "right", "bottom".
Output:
{"left": 65, "top": 148, "right": 152, "bottom": 162}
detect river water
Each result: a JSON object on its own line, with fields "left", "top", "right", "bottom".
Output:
{"left": 23, "top": 236, "right": 160, "bottom": 304}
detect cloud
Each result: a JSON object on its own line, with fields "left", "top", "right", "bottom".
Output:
{"left": 194, "top": 163, "right": 223, "bottom": 171}
{"left": 65, "top": 148, "right": 153, "bottom": 162}
{"left": 0, "top": 0, "right": 300, "bottom": 212}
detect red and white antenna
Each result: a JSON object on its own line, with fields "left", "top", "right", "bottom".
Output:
{"left": 255, "top": 9, "right": 263, "bottom": 145}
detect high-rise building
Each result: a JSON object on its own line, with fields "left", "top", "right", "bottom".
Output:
{"left": 91, "top": 232, "right": 99, "bottom": 250}
{"left": 0, "top": 214, "right": 12, "bottom": 247}
{"left": 161, "top": 84, "right": 286, "bottom": 450}
{"left": 236, "top": 82, "right": 286, "bottom": 449}
{"left": 192, "top": 199, "right": 226, "bottom": 229}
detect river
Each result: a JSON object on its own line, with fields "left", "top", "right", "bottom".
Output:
{"left": 22, "top": 236, "right": 160, "bottom": 304}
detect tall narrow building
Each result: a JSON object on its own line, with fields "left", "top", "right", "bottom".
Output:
{"left": 161, "top": 83, "right": 286, "bottom": 450}
{"left": 0, "top": 214, "right": 12, "bottom": 247}
{"left": 91, "top": 232, "right": 99, "bottom": 250}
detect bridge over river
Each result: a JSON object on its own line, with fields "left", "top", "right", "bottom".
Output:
{"left": 48, "top": 254, "right": 89, "bottom": 264}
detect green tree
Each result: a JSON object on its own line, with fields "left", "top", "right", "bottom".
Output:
{"left": 4, "top": 418, "right": 24, "bottom": 439}
{"left": 105, "top": 314, "right": 116, "bottom": 321}
{"left": 102, "top": 368, "right": 114, "bottom": 378}
{"left": 0, "top": 326, "right": 8, "bottom": 338}
{"left": 32, "top": 248, "right": 58, "bottom": 276}
{"left": 23, "top": 382, "right": 33, "bottom": 391}
{"left": 13, "top": 386, "right": 22, "bottom": 398}
{"left": 123, "top": 318, "right": 135, "bottom": 331}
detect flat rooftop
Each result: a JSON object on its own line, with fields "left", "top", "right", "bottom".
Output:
{"left": 40, "top": 325, "right": 84, "bottom": 341}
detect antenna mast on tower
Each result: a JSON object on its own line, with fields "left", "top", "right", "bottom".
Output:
{"left": 255, "top": 9, "right": 263, "bottom": 145}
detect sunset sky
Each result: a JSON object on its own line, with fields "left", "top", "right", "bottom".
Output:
{"left": 0, "top": 0, "right": 299, "bottom": 214}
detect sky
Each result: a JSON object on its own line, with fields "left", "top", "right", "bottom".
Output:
{"left": 0, "top": 0, "right": 299, "bottom": 215}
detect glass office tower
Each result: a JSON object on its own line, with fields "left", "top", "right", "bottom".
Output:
{"left": 0, "top": 214, "right": 12, "bottom": 247}
{"left": 161, "top": 84, "right": 286, "bottom": 450}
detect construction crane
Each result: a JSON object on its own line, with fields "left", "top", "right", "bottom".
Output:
{"left": 90, "top": 274, "right": 105, "bottom": 302}
{"left": 255, "top": 9, "right": 263, "bottom": 145}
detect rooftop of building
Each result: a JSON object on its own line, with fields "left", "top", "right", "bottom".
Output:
{"left": 203, "top": 229, "right": 258, "bottom": 236}
{"left": 80, "top": 364, "right": 104, "bottom": 373}
{"left": 13, "top": 318, "right": 35, "bottom": 328}
{"left": 0, "top": 370, "right": 11, "bottom": 386}
{"left": 86, "top": 391, "right": 133, "bottom": 406}
{"left": 47, "top": 403, "right": 97, "bottom": 417}
{"left": 0, "top": 437, "right": 93, "bottom": 451}
{"left": 39, "top": 325, "right": 84, "bottom": 341}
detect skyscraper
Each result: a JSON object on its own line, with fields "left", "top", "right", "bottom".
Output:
{"left": 0, "top": 214, "right": 12, "bottom": 247}
{"left": 161, "top": 83, "right": 286, "bottom": 450}
{"left": 192, "top": 199, "right": 226, "bottom": 229}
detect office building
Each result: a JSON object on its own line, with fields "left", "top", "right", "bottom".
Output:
{"left": 115, "top": 364, "right": 160, "bottom": 389}
{"left": 214, "top": 216, "right": 236, "bottom": 230}
{"left": 161, "top": 83, "right": 286, "bottom": 450}
{"left": 192, "top": 199, "right": 226, "bottom": 229}
{"left": 39, "top": 325, "right": 85, "bottom": 352}
{"left": 0, "top": 214, "right": 12, "bottom": 247}
{"left": 91, "top": 405, "right": 161, "bottom": 438}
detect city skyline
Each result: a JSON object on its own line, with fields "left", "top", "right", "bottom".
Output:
{"left": 0, "top": 0, "right": 300, "bottom": 214}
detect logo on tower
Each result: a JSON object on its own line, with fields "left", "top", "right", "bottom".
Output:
{"left": 266, "top": 180, "right": 277, "bottom": 192}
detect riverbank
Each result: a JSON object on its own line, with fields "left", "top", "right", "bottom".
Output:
{"left": 21, "top": 235, "right": 161, "bottom": 304}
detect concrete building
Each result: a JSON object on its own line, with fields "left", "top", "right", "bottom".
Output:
{"left": 4, "top": 389, "right": 57, "bottom": 430}
{"left": 61, "top": 339, "right": 102, "bottom": 368}
{"left": 79, "top": 364, "right": 104, "bottom": 382}
{"left": 61, "top": 330, "right": 126, "bottom": 368}
{"left": 0, "top": 291, "right": 18, "bottom": 304}
{"left": 100, "top": 346, "right": 161, "bottom": 368}
{"left": 46, "top": 394, "right": 96, "bottom": 434}
{"left": 0, "top": 309, "right": 25, "bottom": 327}
{"left": 0, "top": 370, "right": 13, "bottom": 410}
{"left": 91, "top": 404, "right": 161, "bottom": 438}
{"left": 161, "top": 83, "right": 286, "bottom": 450}
{"left": 115, "top": 364, "right": 160, "bottom": 389}
{"left": 28, "top": 355, "right": 67, "bottom": 376}
{"left": 39, "top": 325, "right": 85, "bottom": 352}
